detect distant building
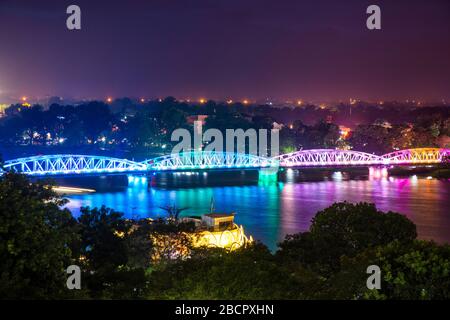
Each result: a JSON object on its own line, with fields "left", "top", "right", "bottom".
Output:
{"left": 186, "top": 114, "right": 208, "bottom": 125}
{"left": 272, "top": 122, "right": 284, "bottom": 130}
{"left": 326, "top": 115, "right": 333, "bottom": 124}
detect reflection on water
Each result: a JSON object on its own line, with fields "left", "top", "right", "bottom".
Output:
{"left": 62, "top": 171, "right": 450, "bottom": 251}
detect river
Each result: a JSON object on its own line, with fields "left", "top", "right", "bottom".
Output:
{"left": 59, "top": 170, "right": 450, "bottom": 251}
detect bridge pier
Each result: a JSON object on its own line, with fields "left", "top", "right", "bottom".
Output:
{"left": 258, "top": 167, "right": 279, "bottom": 183}
{"left": 368, "top": 166, "right": 388, "bottom": 179}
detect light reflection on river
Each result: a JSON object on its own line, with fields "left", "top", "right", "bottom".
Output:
{"left": 62, "top": 172, "right": 450, "bottom": 250}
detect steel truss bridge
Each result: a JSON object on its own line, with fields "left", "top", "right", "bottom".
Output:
{"left": 276, "top": 148, "right": 450, "bottom": 167}
{"left": 1, "top": 148, "right": 449, "bottom": 177}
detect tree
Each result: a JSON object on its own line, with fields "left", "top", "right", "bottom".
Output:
{"left": 125, "top": 219, "right": 154, "bottom": 270}
{"left": 276, "top": 202, "right": 417, "bottom": 275}
{"left": 0, "top": 173, "right": 79, "bottom": 299}
{"left": 279, "top": 127, "right": 297, "bottom": 154}
{"left": 349, "top": 124, "right": 391, "bottom": 154}
{"left": 78, "top": 206, "right": 135, "bottom": 297}
{"left": 76, "top": 102, "right": 112, "bottom": 142}
{"left": 159, "top": 205, "right": 189, "bottom": 222}
{"left": 148, "top": 243, "right": 310, "bottom": 299}
{"left": 161, "top": 107, "right": 187, "bottom": 133}
{"left": 327, "top": 240, "right": 450, "bottom": 299}
{"left": 77, "top": 206, "right": 130, "bottom": 271}
{"left": 124, "top": 110, "right": 161, "bottom": 148}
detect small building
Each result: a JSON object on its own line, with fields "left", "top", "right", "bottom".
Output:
{"left": 201, "top": 213, "right": 235, "bottom": 231}
{"left": 194, "top": 212, "right": 253, "bottom": 250}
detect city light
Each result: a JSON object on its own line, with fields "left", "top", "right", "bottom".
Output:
{"left": 52, "top": 186, "right": 96, "bottom": 194}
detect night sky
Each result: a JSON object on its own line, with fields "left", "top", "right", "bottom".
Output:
{"left": 0, "top": 0, "right": 449, "bottom": 102}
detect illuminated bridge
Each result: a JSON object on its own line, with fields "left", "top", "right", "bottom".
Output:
{"left": 1, "top": 151, "right": 277, "bottom": 176}
{"left": 276, "top": 148, "right": 450, "bottom": 168}
{"left": 142, "top": 151, "right": 278, "bottom": 171}
{"left": 1, "top": 148, "right": 448, "bottom": 177}
{"left": 2, "top": 155, "right": 146, "bottom": 176}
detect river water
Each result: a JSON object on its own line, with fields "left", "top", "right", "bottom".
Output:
{"left": 61, "top": 170, "right": 450, "bottom": 251}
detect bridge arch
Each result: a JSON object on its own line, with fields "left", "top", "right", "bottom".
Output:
{"left": 142, "top": 151, "right": 279, "bottom": 171}
{"left": 3, "top": 155, "right": 145, "bottom": 176}
{"left": 274, "top": 149, "right": 382, "bottom": 167}
{"left": 381, "top": 148, "right": 450, "bottom": 165}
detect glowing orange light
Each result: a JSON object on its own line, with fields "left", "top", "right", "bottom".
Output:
{"left": 21, "top": 96, "right": 27, "bottom": 102}
{"left": 297, "top": 100, "right": 303, "bottom": 106}
{"left": 226, "top": 99, "right": 233, "bottom": 104}
{"left": 199, "top": 98, "right": 206, "bottom": 104}
{"left": 243, "top": 99, "right": 249, "bottom": 105}
{"left": 106, "top": 97, "right": 113, "bottom": 103}
{"left": 140, "top": 98, "right": 145, "bottom": 103}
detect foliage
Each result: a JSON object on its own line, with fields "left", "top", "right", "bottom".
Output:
{"left": 0, "top": 173, "right": 79, "bottom": 299}
{"left": 276, "top": 202, "right": 417, "bottom": 275}
{"left": 0, "top": 99, "right": 448, "bottom": 156}
{"left": 148, "top": 243, "right": 318, "bottom": 299}
{"left": 76, "top": 206, "right": 151, "bottom": 298}
{"left": 326, "top": 240, "right": 450, "bottom": 300}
